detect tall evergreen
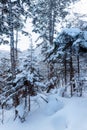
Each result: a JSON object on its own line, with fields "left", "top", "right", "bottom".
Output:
{"left": 30, "top": 0, "right": 76, "bottom": 45}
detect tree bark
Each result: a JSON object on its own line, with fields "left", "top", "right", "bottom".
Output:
{"left": 69, "top": 46, "right": 74, "bottom": 96}
{"left": 8, "top": 0, "right": 16, "bottom": 79}
{"left": 64, "top": 52, "right": 67, "bottom": 85}
{"left": 48, "top": 0, "right": 55, "bottom": 45}
{"left": 15, "top": 29, "right": 18, "bottom": 62}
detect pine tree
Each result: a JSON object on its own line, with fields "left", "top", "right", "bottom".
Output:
{"left": 30, "top": 0, "right": 77, "bottom": 45}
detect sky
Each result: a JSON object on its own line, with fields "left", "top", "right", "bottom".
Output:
{"left": 17, "top": 18, "right": 40, "bottom": 51}
{"left": 0, "top": 0, "right": 87, "bottom": 51}
{"left": 68, "top": 0, "right": 87, "bottom": 23}
{"left": 71, "top": 0, "right": 87, "bottom": 15}
{"left": 0, "top": 19, "right": 39, "bottom": 51}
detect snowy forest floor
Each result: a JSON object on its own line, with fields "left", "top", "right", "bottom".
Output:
{"left": 0, "top": 91, "right": 87, "bottom": 130}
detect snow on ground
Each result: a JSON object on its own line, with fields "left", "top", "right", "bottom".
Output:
{"left": 0, "top": 93, "right": 87, "bottom": 130}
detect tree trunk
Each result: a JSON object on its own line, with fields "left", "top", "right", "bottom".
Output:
{"left": 8, "top": 0, "right": 16, "bottom": 79}
{"left": 28, "top": 94, "right": 30, "bottom": 111}
{"left": 48, "top": 0, "right": 55, "bottom": 45}
{"left": 1, "top": 3, "right": 4, "bottom": 32}
{"left": 77, "top": 53, "right": 80, "bottom": 78}
{"left": 15, "top": 29, "right": 18, "bottom": 62}
{"left": 64, "top": 52, "right": 67, "bottom": 85}
{"left": 69, "top": 46, "right": 74, "bottom": 96}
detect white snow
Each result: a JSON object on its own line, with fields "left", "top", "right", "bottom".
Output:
{"left": 0, "top": 93, "right": 87, "bottom": 130}
{"left": 71, "top": 0, "right": 87, "bottom": 16}
{"left": 0, "top": 45, "right": 10, "bottom": 52}
{"left": 80, "top": 42, "right": 87, "bottom": 49}
{"left": 84, "top": 31, "right": 87, "bottom": 40}
{"left": 0, "top": 1, "right": 87, "bottom": 130}
{"left": 62, "top": 28, "right": 81, "bottom": 37}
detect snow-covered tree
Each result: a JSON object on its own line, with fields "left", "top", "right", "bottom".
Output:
{"left": 30, "top": 0, "right": 77, "bottom": 45}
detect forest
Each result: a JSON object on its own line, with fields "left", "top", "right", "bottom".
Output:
{"left": 0, "top": 0, "right": 87, "bottom": 130}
